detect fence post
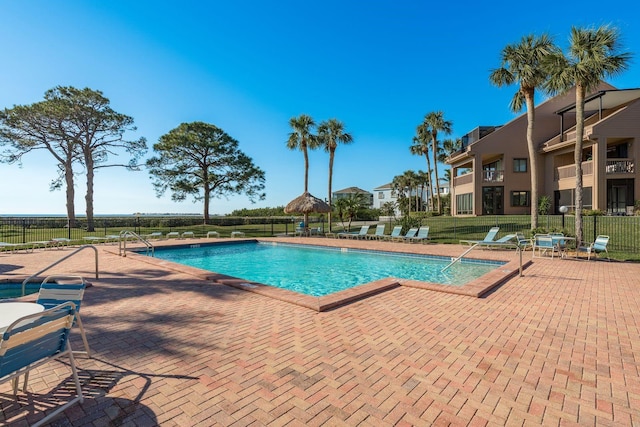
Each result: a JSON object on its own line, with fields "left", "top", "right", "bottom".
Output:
{"left": 593, "top": 215, "right": 597, "bottom": 243}
{"left": 22, "top": 219, "right": 26, "bottom": 244}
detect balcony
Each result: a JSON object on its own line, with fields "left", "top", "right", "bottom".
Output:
{"left": 554, "top": 161, "right": 593, "bottom": 181}
{"left": 606, "top": 158, "right": 635, "bottom": 174}
{"left": 482, "top": 170, "right": 503, "bottom": 183}
{"left": 453, "top": 173, "right": 473, "bottom": 186}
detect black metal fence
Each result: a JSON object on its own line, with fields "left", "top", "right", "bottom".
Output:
{"left": 1, "top": 214, "right": 638, "bottom": 254}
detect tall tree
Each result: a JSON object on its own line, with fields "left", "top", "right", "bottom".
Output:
{"left": 422, "top": 112, "right": 452, "bottom": 214}
{"left": 0, "top": 99, "right": 79, "bottom": 225}
{"left": 147, "top": 122, "right": 265, "bottom": 223}
{"left": 286, "top": 114, "right": 318, "bottom": 194}
{"left": 0, "top": 86, "right": 146, "bottom": 229}
{"left": 52, "top": 87, "right": 147, "bottom": 231}
{"left": 490, "top": 34, "right": 559, "bottom": 230}
{"left": 317, "top": 118, "right": 353, "bottom": 232}
{"left": 410, "top": 124, "right": 434, "bottom": 210}
{"left": 545, "top": 26, "right": 631, "bottom": 244}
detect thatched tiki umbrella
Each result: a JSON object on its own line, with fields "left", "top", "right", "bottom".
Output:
{"left": 284, "top": 192, "right": 331, "bottom": 234}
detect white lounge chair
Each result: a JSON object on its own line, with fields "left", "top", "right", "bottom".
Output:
{"left": 338, "top": 225, "right": 370, "bottom": 239}
{"left": 166, "top": 232, "right": 180, "bottom": 239}
{"left": 206, "top": 231, "right": 220, "bottom": 238}
{"left": 182, "top": 231, "right": 195, "bottom": 239}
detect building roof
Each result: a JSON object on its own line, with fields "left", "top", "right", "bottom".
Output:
{"left": 373, "top": 183, "right": 393, "bottom": 191}
{"left": 333, "top": 186, "right": 372, "bottom": 195}
{"left": 555, "top": 88, "right": 640, "bottom": 114}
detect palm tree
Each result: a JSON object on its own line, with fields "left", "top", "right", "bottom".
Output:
{"left": 392, "top": 170, "right": 419, "bottom": 215}
{"left": 410, "top": 124, "right": 434, "bottom": 209}
{"left": 416, "top": 170, "right": 431, "bottom": 211}
{"left": 422, "top": 112, "right": 452, "bottom": 214}
{"left": 317, "top": 118, "right": 353, "bottom": 232}
{"left": 490, "top": 34, "right": 559, "bottom": 230}
{"left": 286, "top": 114, "right": 318, "bottom": 193}
{"left": 545, "top": 26, "right": 631, "bottom": 244}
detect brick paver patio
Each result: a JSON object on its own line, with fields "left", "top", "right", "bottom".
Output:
{"left": 1, "top": 238, "right": 639, "bottom": 426}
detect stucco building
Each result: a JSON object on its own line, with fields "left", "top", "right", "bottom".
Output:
{"left": 447, "top": 82, "right": 640, "bottom": 216}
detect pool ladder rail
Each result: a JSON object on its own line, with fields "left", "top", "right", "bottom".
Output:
{"left": 21, "top": 245, "right": 99, "bottom": 296}
{"left": 118, "top": 230, "right": 154, "bottom": 257}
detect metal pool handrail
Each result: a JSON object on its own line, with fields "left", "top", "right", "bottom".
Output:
{"left": 21, "top": 245, "right": 99, "bottom": 296}
{"left": 118, "top": 230, "right": 154, "bottom": 257}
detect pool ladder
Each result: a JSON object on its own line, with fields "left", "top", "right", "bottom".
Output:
{"left": 118, "top": 230, "right": 154, "bottom": 257}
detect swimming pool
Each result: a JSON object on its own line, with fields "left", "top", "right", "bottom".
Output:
{"left": 151, "top": 242, "right": 505, "bottom": 297}
{"left": 0, "top": 282, "right": 40, "bottom": 299}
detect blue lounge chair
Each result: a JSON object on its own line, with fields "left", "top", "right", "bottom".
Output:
{"left": 366, "top": 224, "right": 387, "bottom": 240}
{"left": 393, "top": 227, "right": 418, "bottom": 242}
{"left": 407, "top": 226, "right": 430, "bottom": 243}
{"left": 339, "top": 225, "right": 370, "bottom": 239}
{"left": 382, "top": 226, "right": 403, "bottom": 241}
{"left": 459, "top": 227, "right": 500, "bottom": 246}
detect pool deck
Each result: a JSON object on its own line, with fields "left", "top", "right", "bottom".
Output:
{"left": 1, "top": 237, "right": 639, "bottom": 426}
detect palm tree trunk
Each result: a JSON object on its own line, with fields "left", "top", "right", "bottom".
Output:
{"left": 432, "top": 139, "right": 441, "bottom": 214}
{"left": 525, "top": 93, "right": 539, "bottom": 230}
{"left": 574, "top": 86, "right": 585, "bottom": 244}
{"left": 328, "top": 149, "right": 335, "bottom": 232}
{"left": 425, "top": 154, "right": 434, "bottom": 211}
{"left": 303, "top": 146, "right": 309, "bottom": 193}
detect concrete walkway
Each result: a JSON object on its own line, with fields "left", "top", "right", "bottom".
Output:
{"left": 1, "top": 239, "right": 639, "bottom": 426}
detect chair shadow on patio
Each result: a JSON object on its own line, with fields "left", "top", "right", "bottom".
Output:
{"left": 0, "top": 358, "right": 198, "bottom": 426}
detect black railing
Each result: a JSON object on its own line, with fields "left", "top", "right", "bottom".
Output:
{"left": 1, "top": 214, "right": 639, "bottom": 253}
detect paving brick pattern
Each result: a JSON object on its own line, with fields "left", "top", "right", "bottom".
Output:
{"left": 1, "top": 238, "right": 639, "bottom": 426}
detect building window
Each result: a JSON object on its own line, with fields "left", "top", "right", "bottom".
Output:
{"left": 378, "top": 192, "right": 385, "bottom": 199}
{"left": 514, "top": 158, "right": 527, "bottom": 173}
{"left": 511, "top": 191, "right": 530, "bottom": 207}
{"left": 456, "top": 193, "right": 472, "bottom": 215}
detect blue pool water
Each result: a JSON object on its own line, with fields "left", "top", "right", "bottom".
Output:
{"left": 151, "top": 242, "right": 504, "bottom": 297}
{"left": 0, "top": 283, "right": 40, "bottom": 299}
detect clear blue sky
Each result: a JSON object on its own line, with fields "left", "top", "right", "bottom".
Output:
{"left": 1, "top": 1, "right": 638, "bottom": 215}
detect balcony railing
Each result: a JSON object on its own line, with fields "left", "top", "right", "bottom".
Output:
{"left": 482, "top": 170, "right": 503, "bottom": 183}
{"left": 453, "top": 173, "right": 473, "bottom": 186}
{"left": 606, "top": 158, "right": 635, "bottom": 174}
{"left": 554, "top": 160, "right": 593, "bottom": 181}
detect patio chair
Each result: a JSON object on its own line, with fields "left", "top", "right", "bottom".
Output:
{"left": 459, "top": 227, "right": 500, "bottom": 246}
{"left": 145, "top": 232, "right": 163, "bottom": 240}
{"left": 366, "top": 224, "right": 386, "bottom": 240}
{"left": 0, "top": 302, "right": 84, "bottom": 427}
{"left": 206, "top": 231, "right": 220, "bottom": 238}
{"left": 578, "top": 235, "right": 610, "bottom": 261}
{"left": 382, "top": 225, "right": 403, "bottom": 241}
{"left": 406, "top": 226, "right": 430, "bottom": 243}
{"left": 532, "top": 234, "right": 561, "bottom": 259}
{"left": 166, "top": 231, "right": 180, "bottom": 239}
{"left": 182, "top": 231, "right": 195, "bottom": 239}
{"left": 36, "top": 276, "right": 91, "bottom": 357}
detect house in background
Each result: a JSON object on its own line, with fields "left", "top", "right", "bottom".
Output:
{"left": 447, "top": 82, "right": 640, "bottom": 216}
{"left": 372, "top": 183, "right": 399, "bottom": 214}
{"left": 332, "top": 187, "right": 374, "bottom": 208}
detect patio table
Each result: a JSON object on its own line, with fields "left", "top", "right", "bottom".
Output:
{"left": 0, "top": 302, "right": 45, "bottom": 333}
